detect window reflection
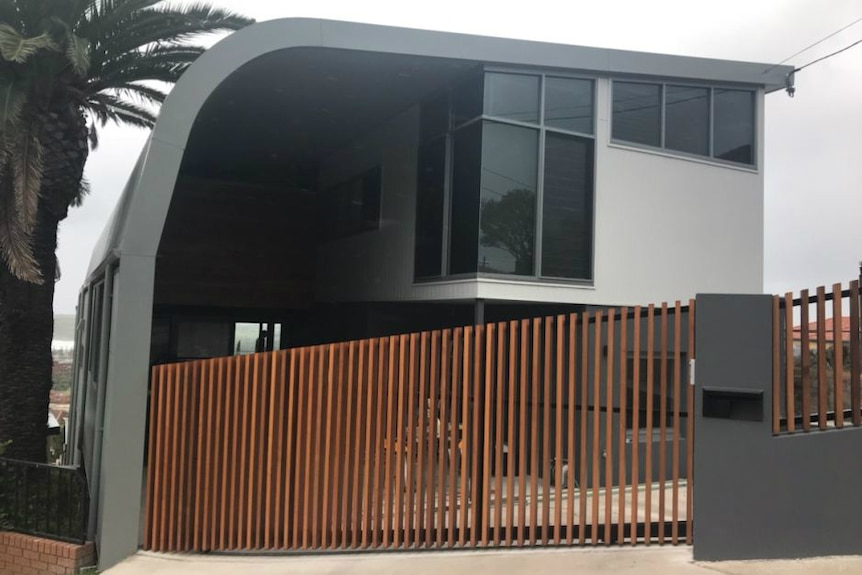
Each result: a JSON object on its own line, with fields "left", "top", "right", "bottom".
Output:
{"left": 541, "top": 133, "right": 593, "bottom": 279}
{"left": 612, "top": 82, "right": 662, "bottom": 147}
{"left": 479, "top": 122, "right": 538, "bottom": 275}
{"left": 545, "top": 77, "right": 593, "bottom": 134}
{"left": 665, "top": 85, "right": 709, "bottom": 156}
{"left": 484, "top": 73, "right": 540, "bottom": 124}
{"left": 713, "top": 89, "right": 754, "bottom": 165}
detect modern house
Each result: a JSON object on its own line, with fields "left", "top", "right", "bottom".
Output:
{"left": 65, "top": 18, "right": 793, "bottom": 569}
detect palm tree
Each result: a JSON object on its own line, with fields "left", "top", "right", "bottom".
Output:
{"left": 0, "top": 0, "right": 253, "bottom": 461}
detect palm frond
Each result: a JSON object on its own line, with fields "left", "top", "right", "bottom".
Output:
{"left": 0, "top": 133, "right": 10, "bottom": 175}
{"left": 0, "top": 23, "right": 58, "bottom": 63}
{"left": 0, "top": 78, "right": 27, "bottom": 129}
{"left": 70, "top": 174, "right": 90, "bottom": 207}
{"left": 10, "top": 122, "right": 43, "bottom": 232}
{"left": 86, "top": 91, "right": 157, "bottom": 128}
{"left": 103, "top": 2, "right": 253, "bottom": 56}
{"left": 65, "top": 31, "right": 90, "bottom": 76}
{"left": 87, "top": 119, "right": 99, "bottom": 148}
{"left": 105, "top": 82, "right": 167, "bottom": 106}
{"left": 89, "top": 44, "right": 203, "bottom": 89}
{"left": 0, "top": 169, "right": 41, "bottom": 284}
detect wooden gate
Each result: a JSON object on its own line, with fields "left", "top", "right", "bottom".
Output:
{"left": 143, "top": 302, "right": 694, "bottom": 552}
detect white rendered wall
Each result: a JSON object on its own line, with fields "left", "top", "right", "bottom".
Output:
{"left": 318, "top": 78, "right": 765, "bottom": 307}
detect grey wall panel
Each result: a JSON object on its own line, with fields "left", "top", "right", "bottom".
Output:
{"left": 694, "top": 294, "right": 862, "bottom": 560}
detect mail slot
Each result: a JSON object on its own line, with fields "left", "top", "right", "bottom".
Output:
{"left": 702, "top": 387, "right": 763, "bottom": 421}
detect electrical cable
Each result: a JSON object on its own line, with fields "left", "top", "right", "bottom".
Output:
{"left": 764, "top": 14, "right": 862, "bottom": 74}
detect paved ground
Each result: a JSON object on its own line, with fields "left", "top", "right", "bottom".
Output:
{"left": 104, "top": 547, "right": 862, "bottom": 575}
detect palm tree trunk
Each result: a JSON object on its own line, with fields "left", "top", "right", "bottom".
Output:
{"left": 0, "top": 105, "right": 88, "bottom": 462}
{"left": 0, "top": 208, "right": 60, "bottom": 462}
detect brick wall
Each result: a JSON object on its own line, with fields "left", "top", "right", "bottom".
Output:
{"left": 0, "top": 531, "right": 95, "bottom": 575}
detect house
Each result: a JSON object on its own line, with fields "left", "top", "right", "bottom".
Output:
{"left": 64, "top": 18, "right": 793, "bottom": 569}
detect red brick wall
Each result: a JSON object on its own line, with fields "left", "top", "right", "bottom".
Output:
{"left": 0, "top": 531, "right": 95, "bottom": 575}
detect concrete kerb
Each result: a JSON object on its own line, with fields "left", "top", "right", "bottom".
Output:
{"left": 101, "top": 547, "right": 862, "bottom": 575}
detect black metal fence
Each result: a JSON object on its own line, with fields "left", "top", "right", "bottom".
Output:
{"left": 0, "top": 457, "right": 89, "bottom": 544}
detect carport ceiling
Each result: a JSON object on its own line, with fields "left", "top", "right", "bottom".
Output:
{"left": 181, "top": 47, "right": 479, "bottom": 184}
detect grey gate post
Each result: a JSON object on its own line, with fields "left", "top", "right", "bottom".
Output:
{"left": 693, "top": 293, "right": 862, "bottom": 561}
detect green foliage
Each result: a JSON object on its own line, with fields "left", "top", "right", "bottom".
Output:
{"left": 0, "top": 0, "right": 254, "bottom": 282}
{"left": 479, "top": 188, "right": 536, "bottom": 275}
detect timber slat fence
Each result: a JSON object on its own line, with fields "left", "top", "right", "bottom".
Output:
{"left": 773, "top": 280, "right": 862, "bottom": 434}
{"left": 144, "top": 303, "right": 694, "bottom": 552}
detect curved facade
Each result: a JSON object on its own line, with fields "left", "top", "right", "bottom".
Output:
{"left": 69, "top": 18, "right": 792, "bottom": 569}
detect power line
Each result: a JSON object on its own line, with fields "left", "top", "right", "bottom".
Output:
{"left": 765, "top": 14, "right": 862, "bottom": 74}
{"left": 795, "top": 36, "right": 862, "bottom": 71}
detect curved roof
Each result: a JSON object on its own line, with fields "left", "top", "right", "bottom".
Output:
{"left": 85, "top": 17, "right": 794, "bottom": 281}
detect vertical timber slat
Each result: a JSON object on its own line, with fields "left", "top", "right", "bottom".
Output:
{"left": 591, "top": 311, "right": 602, "bottom": 545}
{"left": 504, "top": 323, "right": 516, "bottom": 547}
{"left": 817, "top": 287, "right": 827, "bottom": 431}
{"left": 631, "top": 307, "right": 642, "bottom": 545}
{"left": 554, "top": 316, "right": 565, "bottom": 545}
{"left": 658, "top": 304, "right": 667, "bottom": 545}
{"left": 566, "top": 314, "right": 577, "bottom": 545}
{"left": 772, "top": 296, "right": 780, "bottom": 434}
{"left": 531, "top": 319, "right": 541, "bottom": 545}
{"left": 494, "top": 325, "right": 505, "bottom": 547}
{"left": 519, "top": 320, "right": 529, "bottom": 546}
{"left": 618, "top": 308, "right": 628, "bottom": 544}
{"left": 800, "top": 291, "right": 811, "bottom": 431}
{"left": 784, "top": 293, "right": 795, "bottom": 433}
{"left": 672, "top": 302, "right": 681, "bottom": 544}
{"left": 644, "top": 305, "right": 654, "bottom": 544}
{"left": 851, "top": 281, "right": 861, "bottom": 426}
{"left": 833, "top": 283, "right": 844, "bottom": 428}
{"left": 604, "top": 310, "right": 615, "bottom": 546}
{"left": 578, "top": 312, "right": 589, "bottom": 545}
{"left": 482, "top": 324, "right": 495, "bottom": 547}
{"left": 542, "top": 318, "right": 553, "bottom": 545}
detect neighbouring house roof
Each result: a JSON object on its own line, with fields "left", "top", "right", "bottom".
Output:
{"left": 793, "top": 317, "right": 852, "bottom": 343}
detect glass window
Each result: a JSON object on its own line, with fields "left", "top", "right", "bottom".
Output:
{"left": 545, "top": 77, "right": 593, "bottom": 134}
{"left": 451, "top": 70, "right": 484, "bottom": 126}
{"left": 541, "top": 133, "right": 594, "bottom": 279}
{"left": 713, "top": 89, "right": 754, "bottom": 165}
{"left": 415, "top": 138, "right": 446, "bottom": 278}
{"left": 665, "top": 85, "right": 709, "bottom": 156}
{"left": 449, "top": 122, "right": 482, "bottom": 275}
{"left": 322, "top": 166, "right": 382, "bottom": 239}
{"left": 612, "top": 82, "right": 662, "bottom": 147}
{"left": 484, "top": 73, "right": 540, "bottom": 124}
{"left": 479, "top": 122, "right": 538, "bottom": 275}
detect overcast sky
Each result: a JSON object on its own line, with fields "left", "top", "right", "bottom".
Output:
{"left": 53, "top": 0, "right": 862, "bottom": 314}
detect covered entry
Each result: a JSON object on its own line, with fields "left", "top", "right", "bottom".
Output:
{"left": 143, "top": 303, "right": 694, "bottom": 550}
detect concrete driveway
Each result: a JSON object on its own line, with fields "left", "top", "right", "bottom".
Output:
{"left": 103, "top": 547, "right": 862, "bottom": 575}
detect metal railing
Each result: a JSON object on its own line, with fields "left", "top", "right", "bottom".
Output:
{"left": 0, "top": 457, "right": 89, "bottom": 544}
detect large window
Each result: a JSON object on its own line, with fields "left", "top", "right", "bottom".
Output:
{"left": 612, "top": 80, "right": 755, "bottom": 166}
{"left": 415, "top": 70, "right": 595, "bottom": 281}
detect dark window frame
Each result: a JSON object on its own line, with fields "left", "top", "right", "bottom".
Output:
{"left": 321, "top": 165, "right": 384, "bottom": 241}
{"left": 610, "top": 79, "right": 757, "bottom": 168}
{"left": 415, "top": 68, "right": 597, "bottom": 283}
